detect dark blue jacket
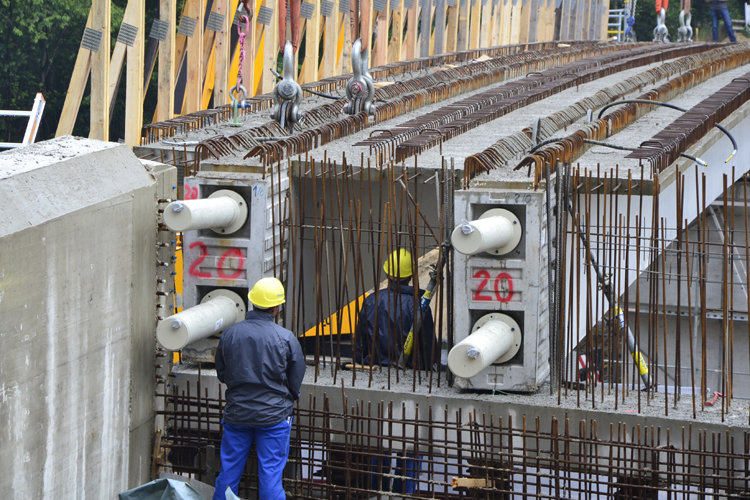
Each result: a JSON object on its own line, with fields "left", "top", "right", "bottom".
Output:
{"left": 216, "top": 310, "right": 306, "bottom": 427}
{"left": 354, "top": 283, "right": 437, "bottom": 369}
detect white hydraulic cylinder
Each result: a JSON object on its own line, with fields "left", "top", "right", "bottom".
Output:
{"left": 156, "top": 292, "right": 244, "bottom": 350}
{"left": 451, "top": 208, "right": 521, "bottom": 256}
{"left": 163, "top": 190, "right": 248, "bottom": 234}
{"left": 447, "top": 313, "right": 521, "bottom": 379}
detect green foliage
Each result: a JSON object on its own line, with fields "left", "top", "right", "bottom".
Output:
{"left": 0, "top": 0, "right": 166, "bottom": 144}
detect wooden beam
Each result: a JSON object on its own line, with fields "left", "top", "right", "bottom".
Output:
{"left": 90, "top": 0, "right": 110, "bottom": 140}
{"left": 599, "top": 0, "right": 608, "bottom": 40}
{"left": 213, "top": 0, "right": 232, "bottom": 107}
{"left": 518, "top": 0, "right": 531, "bottom": 43}
{"left": 509, "top": 0, "right": 522, "bottom": 43}
{"left": 158, "top": 0, "right": 177, "bottom": 121}
{"left": 373, "top": 4, "right": 388, "bottom": 65}
{"left": 125, "top": 0, "right": 145, "bottom": 145}
{"left": 337, "top": 2, "right": 351, "bottom": 74}
{"left": 185, "top": 0, "right": 204, "bottom": 113}
{"left": 480, "top": 0, "right": 492, "bottom": 46}
{"left": 469, "top": 0, "right": 480, "bottom": 49}
{"left": 527, "top": 0, "right": 539, "bottom": 42}
{"left": 321, "top": 0, "right": 339, "bottom": 78}
{"left": 433, "top": 0, "right": 446, "bottom": 54}
{"left": 387, "top": 0, "right": 404, "bottom": 62}
{"left": 445, "top": 3, "right": 459, "bottom": 52}
{"left": 107, "top": 34, "right": 127, "bottom": 121}
{"left": 302, "top": 1, "right": 321, "bottom": 83}
{"left": 456, "top": 0, "right": 469, "bottom": 50}
{"left": 56, "top": 8, "right": 94, "bottom": 137}
{"left": 419, "top": 0, "right": 431, "bottom": 56}
{"left": 404, "top": 0, "right": 418, "bottom": 58}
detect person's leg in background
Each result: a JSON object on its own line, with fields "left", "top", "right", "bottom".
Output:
{"left": 213, "top": 423, "right": 257, "bottom": 500}
{"left": 255, "top": 417, "right": 294, "bottom": 500}
{"left": 720, "top": 7, "right": 738, "bottom": 42}
{"left": 392, "top": 455, "right": 422, "bottom": 495}
{"left": 711, "top": 9, "right": 721, "bottom": 41}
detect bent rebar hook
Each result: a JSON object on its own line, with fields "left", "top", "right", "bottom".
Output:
{"left": 271, "top": 40, "right": 304, "bottom": 132}
{"left": 344, "top": 39, "right": 376, "bottom": 116}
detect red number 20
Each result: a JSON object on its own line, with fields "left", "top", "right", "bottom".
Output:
{"left": 473, "top": 270, "right": 514, "bottom": 303}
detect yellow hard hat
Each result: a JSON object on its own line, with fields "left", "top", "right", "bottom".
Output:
{"left": 248, "top": 277, "right": 286, "bottom": 308}
{"left": 383, "top": 249, "right": 413, "bottom": 278}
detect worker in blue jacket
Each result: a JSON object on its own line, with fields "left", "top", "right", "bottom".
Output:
{"left": 355, "top": 248, "right": 438, "bottom": 370}
{"left": 354, "top": 249, "right": 437, "bottom": 495}
{"left": 213, "top": 277, "right": 306, "bottom": 500}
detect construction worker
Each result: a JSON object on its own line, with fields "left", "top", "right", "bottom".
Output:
{"left": 212, "top": 277, "right": 306, "bottom": 500}
{"left": 354, "top": 249, "right": 437, "bottom": 495}
{"left": 355, "top": 249, "right": 438, "bottom": 369}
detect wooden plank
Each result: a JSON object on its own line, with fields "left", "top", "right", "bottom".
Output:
{"left": 490, "top": 2, "right": 502, "bottom": 47}
{"left": 503, "top": 0, "right": 513, "bottom": 44}
{"left": 321, "top": 0, "right": 339, "bottom": 77}
{"left": 518, "top": 0, "right": 531, "bottom": 43}
{"left": 480, "top": 0, "right": 492, "bottom": 46}
{"left": 90, "top": 0, "right": 110, "bottom": 140}
{"left": 387, "top": 0, "right": 404, "bottom": 62}
{"left": 509, "top": 0, "right": 522, "bottom": 43}
{"left": 56, "top": 8, "right": 94, "bottom": 137}
{"left": 433, "top": 0, "right": 446, "bottom": 54}
{"left": 419, "top": 0, "right": 431, "bottom": 56}
{"left": 185, "top": 0, "right": 204, "bottom": 113}
{"left": 337, "top": 3, "right": 351, "bottom": 74}
{"left": 373, "top": 4, "right": 388, "bottom": 65}
{"left": 445, "top": 4, "right": 459, "bottom": 52}
{"left": 545, "top": 0, "right": 556, "bottom": 41}
{"left": 428, "top": 3, "right": 436, "bottom": 54}
{"left": 580, "top": 0, "right": 590, "bottom": 39}
{"left": 158, "top": 0, "right": 176, "bottom": 121}
{"left": 213, "top": 0, "right": 233, "bottom": 106}
{"left": 469, "top": 0, "right": 480, "bottom": 49}
{"left": 599, "top": 0, "right": 609, "bottom": 40}
{"left": 125, "top": 0, "right": 145, "bottom": 146}
{"left": 456, "top": 0, "right": 469, "bottom": 50}
{"left": 527, "top": 0, "right": 539, "bottom": 42}
{"left": 404, "top": 0, "right": 418, "bottom": 58}
{"left": 302, "top": 1, "right": 321, "bottom": 83}
{"left": 107, "top": 39, "right": 127, "bottom": 121}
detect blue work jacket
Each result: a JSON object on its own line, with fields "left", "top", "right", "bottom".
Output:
{"left": 216, "top": 310, "right": 306, "bottom": 427}
{"left": 354, "top": 283, "right": 437, "bottom": 369}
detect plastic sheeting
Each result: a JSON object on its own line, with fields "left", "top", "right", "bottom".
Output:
{"left": 118, "top": 479, "right": 208, "bottom": 500}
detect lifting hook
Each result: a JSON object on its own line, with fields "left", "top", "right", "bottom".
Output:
{"left": 271, "top": 40, "right": 304, "bottom": 133}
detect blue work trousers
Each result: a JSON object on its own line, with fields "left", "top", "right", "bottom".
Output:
{"left": 370, "top": 454, "right": 422, "bottom": 494}
{"left": 212, "top": 417, "right": 292, "bottom": 500}
{"left": 711, "top": 7, "right": 737, "bottom": 42}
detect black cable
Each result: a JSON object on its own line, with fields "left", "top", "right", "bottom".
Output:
{"left": 302, "top": 88, "right": 342, "bottom": 100}
{"left": 596, "top": 99, "right": 738, "bottom": 162}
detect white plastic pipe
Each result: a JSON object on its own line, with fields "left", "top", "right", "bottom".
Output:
{"left": 451, "top": 216, "right": 514, "bottom": 255}
{"left": 156, "top": 296, "right": 241, "bottom": 350}
{"left": 163, "top": 197, "right": 241, "bottom": 232}
{"left": 448, "top": 320, "right": 514, "bottom": 379}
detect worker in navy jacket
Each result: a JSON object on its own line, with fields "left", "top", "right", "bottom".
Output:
{"left": 355, "top": 249, "right": 438, "bottom": 370}
{"left": 354, "top": 249, "right": 437, "bottom": 495}
{"left": 213, "top": 277, "right": 306, "bottom": 500}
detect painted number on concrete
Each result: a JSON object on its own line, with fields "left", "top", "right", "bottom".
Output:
{"left": 184, "top": 185, "right": 200, "bottom": 200}
{"left": 187, "top": 242, "right": 246, "bottom": 279}
{"left": 514, "top": 193, "right": 532, "bottom": 204}
{"left": 253, "top": 186, "right": 264, "bottom": 197}
{"left": 472, "top": 270, "right": 513, "bottom": 303}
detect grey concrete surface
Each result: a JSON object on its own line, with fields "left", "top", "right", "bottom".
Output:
{"left": 0, "top": 137, "right": 176, "bottom": 498}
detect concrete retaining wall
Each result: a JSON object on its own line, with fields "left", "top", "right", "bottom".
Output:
{"left": 0, "top": 137, "right": 175, "bottom": 498}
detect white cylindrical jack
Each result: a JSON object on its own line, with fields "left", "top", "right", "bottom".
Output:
{"left": 448, "top": 313, "right": 521, "bottom": 379}
{"left": 156, "top": 289, "right": 246, "bottom": 350}
{"left": 451, "top": 208, "right": 522, "bottom": 256}
{"left": 163, "top": 189, "right": 248, "bottom": 235}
